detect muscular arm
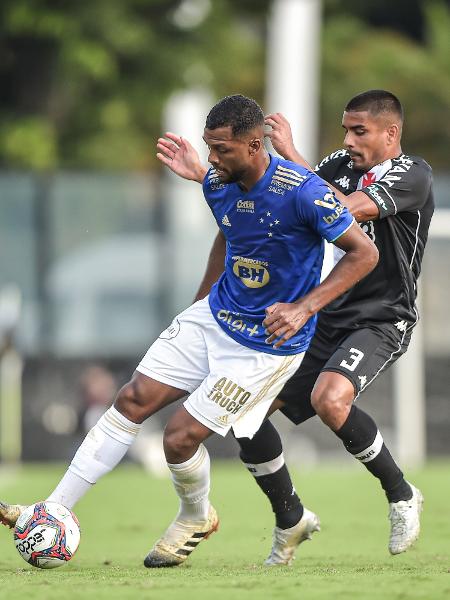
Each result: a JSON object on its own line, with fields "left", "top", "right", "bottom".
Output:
{"left": 264, "top": 222, "right": 378, "bottom": 348}
{"left": 193, "top": 230, "right": 226, "bottom": 302}
{"left": 265, "top": 113, "right": 379, "bottom": 222}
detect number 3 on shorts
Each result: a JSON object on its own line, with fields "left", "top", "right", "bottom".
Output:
{"left": 340, "top": 347, "right": 364, "bottom": 372}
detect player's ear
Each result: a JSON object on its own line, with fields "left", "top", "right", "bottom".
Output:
{"left": 386, "top": 123, "right": 399, "bottom": 146}
{"left": 249, "top": 138, "right": 262, "bottom": 155}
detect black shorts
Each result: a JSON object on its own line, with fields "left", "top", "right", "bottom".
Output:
{"left": 278, "top": 321, "right": 412, "bottom": 425}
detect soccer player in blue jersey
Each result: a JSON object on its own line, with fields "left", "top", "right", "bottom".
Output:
{"left": 0, "top": 95, "right": 377, "bottom": 568}
{"left": 159, "top": 91, "right": 433, "bottom": 565}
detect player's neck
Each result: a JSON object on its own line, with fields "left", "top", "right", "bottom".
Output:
{"left": 238, "top": 152, "right": 270, "bottom": 192}
{"left": 368, "top": 145, "right": 403, "bottom": 171}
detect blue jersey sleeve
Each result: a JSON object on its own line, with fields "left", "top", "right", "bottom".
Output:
{"left": 296, "top": 174, "right": 354, "bottom": 242}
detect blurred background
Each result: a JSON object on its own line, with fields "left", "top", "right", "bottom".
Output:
{"left": 0, "top": 0, "right": 449, "bottom": 472}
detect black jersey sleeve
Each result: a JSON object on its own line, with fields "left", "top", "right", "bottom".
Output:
{"left": 361, "top": 156, "right": 432, "bottom": 219}
{"left": 314, "top": 149, "right": 349, "bottom": 182}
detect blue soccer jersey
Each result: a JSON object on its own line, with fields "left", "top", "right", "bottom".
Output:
{"left": 203, "top": 155, "right": 354, "bottom": 355}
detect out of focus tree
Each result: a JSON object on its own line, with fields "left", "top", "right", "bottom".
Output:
{"left": 320, "top": 0, "right": 450, "bottom": 168}
{"left": 0, "top": 0, "right": 268, "bottom": 170}
{"left": 0, "top": 0, "right": 448, "bottom": 170}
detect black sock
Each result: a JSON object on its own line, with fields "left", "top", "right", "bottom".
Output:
{"left": 237, "top": 420, "right": 304, "bottom": 529}
{"left": 335, "top": 405, "right": 412, "bottom": 503}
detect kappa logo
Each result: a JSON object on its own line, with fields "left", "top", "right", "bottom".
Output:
{"left": 358, "top": 375, "right": 367, "bottom": 388}
{"left": 395, "top": 320, "right": 408, "bottom": 333}
{"left": 335, "top": 176, "right": 350, "bottom": 190}
{"left": 222, "top": 214, "right": 231, "bottom": 227}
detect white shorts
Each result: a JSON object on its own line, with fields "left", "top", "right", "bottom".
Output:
{"left": 136, "top": 297, "right": 303, "bottom": 439}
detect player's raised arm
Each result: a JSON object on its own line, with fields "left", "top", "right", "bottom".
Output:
{"left": 157, "top": 132, "right": 208, "bottom": 183}
{"left": 264, "top": 221, "right": 378, "bottom": 348}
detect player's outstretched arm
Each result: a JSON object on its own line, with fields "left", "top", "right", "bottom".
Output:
{"left": 157, "top": 132, "right": 207, "bottom": 183}
{"left": 264, "top": 223, "right": 378, "bottom": 348}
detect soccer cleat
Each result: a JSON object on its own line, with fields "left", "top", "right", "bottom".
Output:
{"left": 264, "top": 507, "right": 320, "bottom": 566}
{"left": 144, "top": 505, "right": 219, "bottom": 568}
{"left": 388, "top": 483, "right": 423, "bottom": 555}
{"left": 0, "top": 501, "right": 27, "bottom": 529}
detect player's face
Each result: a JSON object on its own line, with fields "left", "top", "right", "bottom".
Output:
{"left": 203, "top": 126, "right": 257, "bottom": 184}
{"left": 342, "top": 110, "right": 396, "bottom": 171}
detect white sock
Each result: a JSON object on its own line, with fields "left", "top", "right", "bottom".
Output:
{"left": 167, "top": 444, "right": 211, "bottom": 521}
{"left": 47, "top": 406, "right": 141, "bottom": 509}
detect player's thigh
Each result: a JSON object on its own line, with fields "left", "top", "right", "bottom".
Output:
{"left": 322, "top": 324, "right": 411, "bottom": 398}
{"left": 184, "top": 328, "right": 303, "bottom": 439}
{"left": 278, "top": 327, "right": 338, "bottom": 424}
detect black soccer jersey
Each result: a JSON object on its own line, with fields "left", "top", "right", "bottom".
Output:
{"left": 314, "top": 149, "right": 434, "bottom": 331}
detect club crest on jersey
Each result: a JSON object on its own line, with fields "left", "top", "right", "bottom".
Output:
{"left": 232, "top": 256, "right": 270, "bottom": 288}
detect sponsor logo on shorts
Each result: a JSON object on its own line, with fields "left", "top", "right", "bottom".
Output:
{"left": 208, "top": 377, "right": 251, "bottom": 416}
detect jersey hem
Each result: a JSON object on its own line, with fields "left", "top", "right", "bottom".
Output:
{"left": 212, "top": 314, "right": 310, "bottom": 356}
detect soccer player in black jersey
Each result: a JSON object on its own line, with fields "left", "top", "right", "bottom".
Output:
{"left": 152, "top": 89, "right": 433, "bottom": 564}
{"left": 234, "top": 90, "right": 434, "bottom": 564}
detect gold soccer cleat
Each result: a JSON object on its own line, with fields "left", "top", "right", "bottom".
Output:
{"left": 0, "top": 501, "right": 27, "bottom": 529}
{"left": 144, "top": 505, "right": 219, "bottom": 568}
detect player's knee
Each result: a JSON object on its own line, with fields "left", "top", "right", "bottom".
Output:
{"left": 163, "top": 422, "right": 199, "bottom": 462}
{"left": 114, "top": 380, "right": 149, "bottom": 423}
{"left": 311, "top": 385, "right": 349, "bottom": 423}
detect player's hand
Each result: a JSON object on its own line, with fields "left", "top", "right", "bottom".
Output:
{"left": 264, "top": 113, "right": 296, "bottom": 160}
{"left": 157, "top": 132, "right": 207, "bottom": 183}
{"left": 263, "top": 302, "right": 312, "bottom": 348}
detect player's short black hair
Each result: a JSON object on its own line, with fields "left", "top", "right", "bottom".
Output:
{"left": 206, "top": 94, "right": 264, "bottom": 136}
{"left": 345, "top": 90, "right": 404, "bottom": 122}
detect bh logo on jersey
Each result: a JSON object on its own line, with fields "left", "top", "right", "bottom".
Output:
{"left": 233, "top": 257, "right": 270, "bottom": 288}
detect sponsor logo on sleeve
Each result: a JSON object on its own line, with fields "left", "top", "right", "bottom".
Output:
{"left": 366, "top": 185, "right": 387, "bottom": 211}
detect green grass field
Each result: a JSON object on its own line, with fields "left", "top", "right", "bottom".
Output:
{"left": 0, "top": 462, "right": 448, "bottom": 599}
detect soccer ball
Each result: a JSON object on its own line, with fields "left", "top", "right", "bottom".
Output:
{"left": 14, "top": 501, "right": 80, "bottom": 569}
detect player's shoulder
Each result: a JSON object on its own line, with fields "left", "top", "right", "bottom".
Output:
{"left": 274, "top": 157, "right": 311, "bottom": 185}
{"left": 203, "top": 167, "right": 227, "bottom": 195}
{"left": 392, "top": 154, "right": 432, "bottom": 175}
{"left": 378, "top": 153, "right": 433, "bottom": 190}
{"left": 314, "top": 148, "right": 350, "bottom": 172}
